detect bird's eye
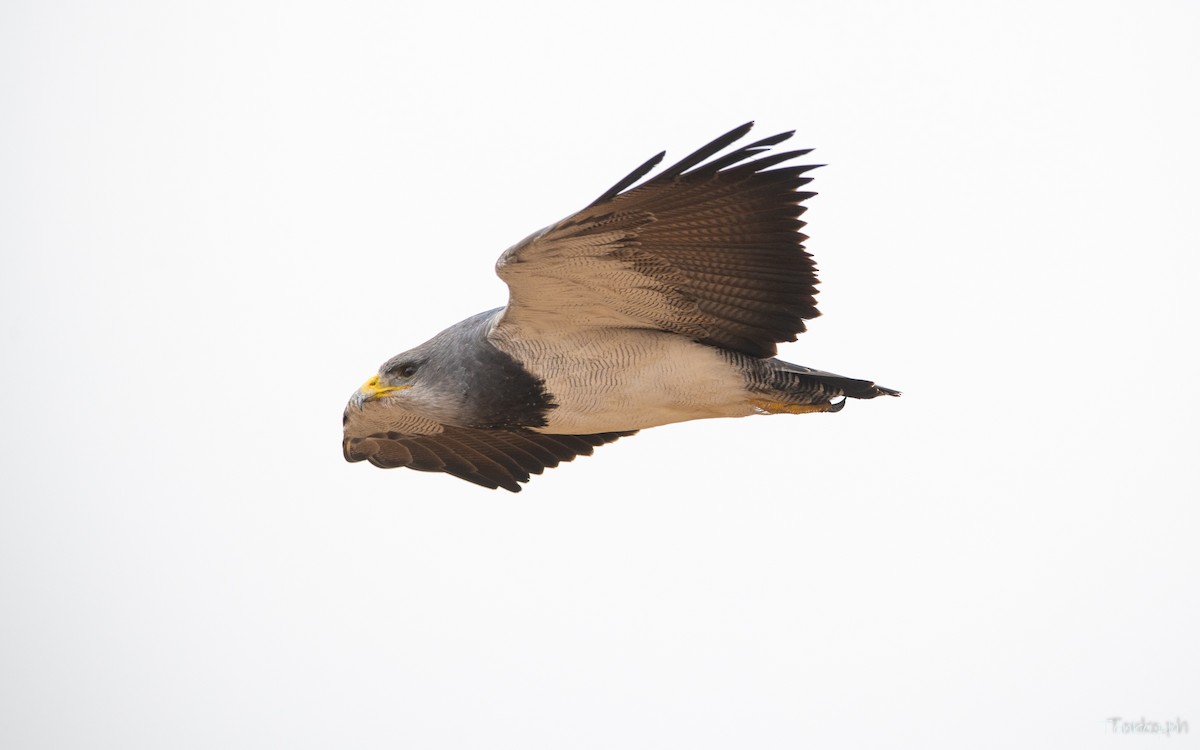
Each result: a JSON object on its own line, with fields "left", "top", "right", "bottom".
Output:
{"left": 393, "top": 364, "right": 418, "bottom": 378}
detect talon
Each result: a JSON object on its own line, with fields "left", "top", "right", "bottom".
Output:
{"left": 749, "top": 398, "right": 842, "bottom": 415}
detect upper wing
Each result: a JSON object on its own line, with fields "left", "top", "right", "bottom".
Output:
{"left": 343, "top": 404, "right": 634, "bottom": 492}
{"left": 494, "top": 122, "right": 821, "bottom": 358}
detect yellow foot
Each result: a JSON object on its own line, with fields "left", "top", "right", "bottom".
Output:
{"left": 748, "top": 398, "right": 845, "bottom": 415}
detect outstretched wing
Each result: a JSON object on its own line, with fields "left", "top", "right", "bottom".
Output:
{"left": 343, "top": 411, "right": 635, "bottom": 492}
{"left": 494, "top": 122, "right": 821, "bottom": 358}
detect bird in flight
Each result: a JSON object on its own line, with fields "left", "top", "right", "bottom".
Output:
{"left": 344, "top": 123, "right": 898, "bottom": 491}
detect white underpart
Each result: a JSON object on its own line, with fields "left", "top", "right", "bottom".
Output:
{"left": 489, "top": 313, "right": 755, "bottom": 434}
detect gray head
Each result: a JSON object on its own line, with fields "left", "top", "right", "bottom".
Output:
{"left": 347, "top": 308, "right": 554, "bottom": 431}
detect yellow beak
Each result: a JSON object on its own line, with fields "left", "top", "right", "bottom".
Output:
{"left": 355, "top": 374, "right": 411, "bottom": 407}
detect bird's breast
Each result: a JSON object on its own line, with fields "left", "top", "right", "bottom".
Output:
{"left": 488, "top": 326, "right": 755, "bottom": 434}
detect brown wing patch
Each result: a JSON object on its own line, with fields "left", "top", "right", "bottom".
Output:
{"left": 496, "top": 123, "right": 821, "bottom": 358}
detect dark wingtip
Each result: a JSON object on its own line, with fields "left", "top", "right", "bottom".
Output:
{"left": 586, "top": 122, "right": 817, "bottom": 208}
{"left": 658, "top": 122, "right": 758, "bottom": 179}
{"left": 742, "top": 130, "right": 794, "bottom": 150}
{"left": 587, "top": 150, "right": 666, "bottom": 207}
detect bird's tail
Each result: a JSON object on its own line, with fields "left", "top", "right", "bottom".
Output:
{"left": 740, "top": 357, "right": 900, "bottom": 414}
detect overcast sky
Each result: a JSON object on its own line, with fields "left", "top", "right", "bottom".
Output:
{"left": 2, "top": 1, "right": 1198, "bottom": 748}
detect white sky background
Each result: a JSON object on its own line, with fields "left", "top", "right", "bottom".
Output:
{"left": 2, "top": 1, "right": 1198, "bottom": 747}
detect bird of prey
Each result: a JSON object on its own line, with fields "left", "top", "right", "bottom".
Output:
{"left": 344, "top": 123, "right": 898, "bottom": 491}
